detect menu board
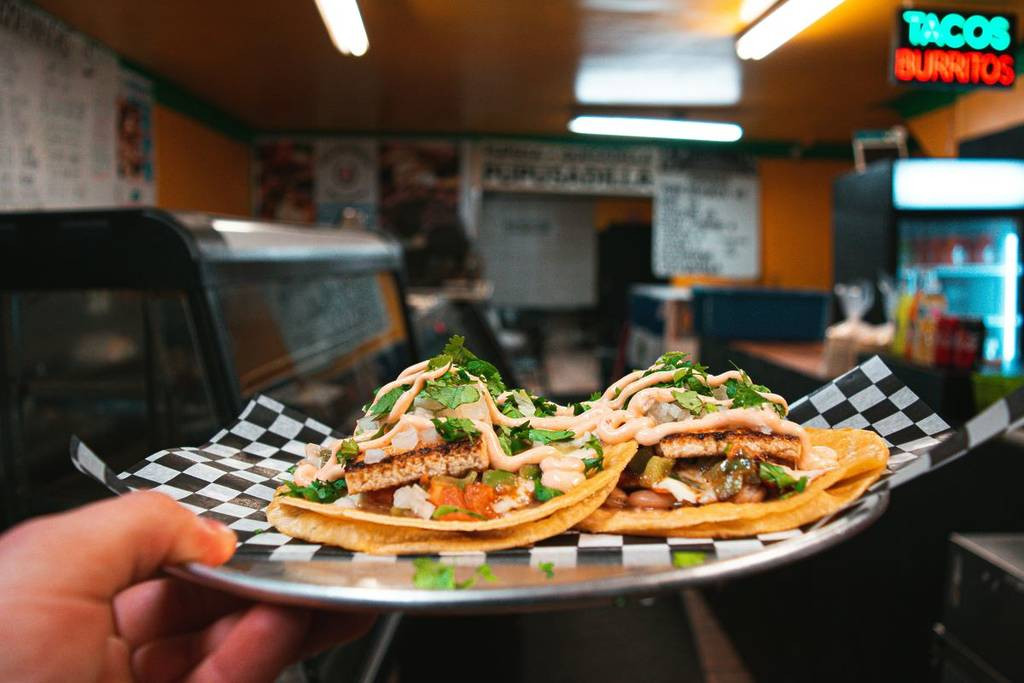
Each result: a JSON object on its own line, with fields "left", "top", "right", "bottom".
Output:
{"left": 0, "top": 0, "right": 120, "bottom": 210}
{"left": 653, "top": 170, "right": 760, "bottom": 278}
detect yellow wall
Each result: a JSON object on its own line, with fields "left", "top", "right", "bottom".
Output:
{"left": 153, "top": 105, "right": 251, "bottom": 215}
{"left": 759, "top": 158, "right": 849, "bottom": 290}
{"left": 908, "top": 77, "right": 1024, "bottom": 155}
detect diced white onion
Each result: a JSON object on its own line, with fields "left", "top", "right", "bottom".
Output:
{"left": 364, "top": 448, "right": 388, "bottom": 464}
{"left": 332, "top": 494, "right": 361, "bottom": 509}
{"left": 393, "top": 484, "right": 435, "bottom": 519}
{"left": 390, "top": 429, "right": 419, "bottom": 453}
{"left": 655, "top": 477, "right": 698, "bottom": 504}
{"left": 355, "top": 417, "right": 379, "bottom": 435}
{"left": 454, "top": 399, "right": 488, "bottom": 421}
{"left": 412, "top": 407, "right": 435, "bottom": 419}
{"left": 414, "top": 396, "right": 445, "bottom": 411}
{"left": 712, "top": 386, "right": 729, "bottom": 401}
{"left": 418, "top": 426, "right": 440, "bottom": 445}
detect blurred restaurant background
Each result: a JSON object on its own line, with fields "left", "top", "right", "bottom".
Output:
{"left": 1, "top": 0, "right": 1023, "bottom": 681}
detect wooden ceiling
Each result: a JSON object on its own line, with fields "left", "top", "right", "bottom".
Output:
{"left": 32, "top": 0, "right": 1024, "bottom": 143}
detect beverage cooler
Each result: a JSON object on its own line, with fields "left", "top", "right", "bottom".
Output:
{"left": 835, "top": 159, "right": 1024, "bottom": 371}
{"left": 0, "top": 209, "right": 416, "bottom": 526}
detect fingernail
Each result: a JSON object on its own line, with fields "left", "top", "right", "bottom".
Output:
{"left": 200, "top": 517, "right": 237, "bottom": 547}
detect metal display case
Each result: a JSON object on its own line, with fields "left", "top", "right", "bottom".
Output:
{"left": 0, "top": 209, "right": 415, "bottom": 526}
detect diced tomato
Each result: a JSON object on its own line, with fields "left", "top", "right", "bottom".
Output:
{"left": 427, "top": 480, "right": 465, "bottom": 509}
{"left": 463, "top": 482, "right": 496, "bottom": 519}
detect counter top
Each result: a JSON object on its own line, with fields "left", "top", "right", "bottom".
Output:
{"left": 728, "top": 341, "right": 831, "bottom": 381}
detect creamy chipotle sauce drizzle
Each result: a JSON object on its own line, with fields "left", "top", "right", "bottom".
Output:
{"left": 306, "top": 357, "right": 828, "bottom": 491}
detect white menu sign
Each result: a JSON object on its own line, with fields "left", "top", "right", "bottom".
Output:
{"left": 0, "top": 0, "right": 118, "bottom": 210}
{"left": 653, "top": 170, "right": 760, "bottom": 278}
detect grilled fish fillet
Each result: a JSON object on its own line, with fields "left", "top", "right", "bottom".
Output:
{"left": 344, "top": 439, "right": 489, "bottom": 494}
{"left": 654, "top": 430, "right": 800, "bottom": 464}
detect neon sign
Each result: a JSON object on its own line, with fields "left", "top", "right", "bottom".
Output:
{"left": 893, "top": 8, "right": 1017, "bottom": 88}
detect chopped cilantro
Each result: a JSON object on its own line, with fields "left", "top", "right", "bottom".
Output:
{"left": 476, "top": 563, "right": 497, "bottom": 582}
{"left": 589, "top": 391, "right": 603, "bottom": 401}
{"left": 532, "top": 479, "right": 563, "bottom": 502}
{"left": 528, "top": 428, "right": 574, "bottom": 444}
{"left": 672, "top": 551, "right": 706, "bottom": 568}
{"left": 368, "top": 384, "right": 410, "bottom": 418}
{"left": 571, "top": 402, "right": 587, "bottom": 415}
{"left": 672, "top": 389, "right": 705, "bottom": 415}
{"left": 530, "top": 395, "right": 558, "bottom": 417}
{"left": 431, "top": 417, "right": 480, "bottom": 443}
{"left": 582, "top": 456, "right": 603, "bottom": 474}
{"left": 286, "top": 464, "right": 297, "bottom": 474}
{"left": 585, "top": 434, "right": 604, "bottom": 456}
{"left": 432, "top": 505, "right": 486, "bottom": 520}
{"left": 412, "top": 558, "right": 456, "bottom": 589}
{"left": 283, "top": 478, "right": 348, "bottom": 504}
{"left": 421, "top": 378, "right": 480, "bottom": 410}
{"left": 465, "top": 358, "right": 506, "bottom": 398}
{"left": 497, "top": 423, "right": 533, "bottom": 455}
{"left": 758, "top": 462, "right": 807, "bottom": 494}
{"left": 411, "top": 558, "right": 495, "bottom": 590}
{"left": 501, "top": 401, "right": 524, "bottom": 418}
{"left": 613, "top": 387, "right": 622, "bottom": 399}
{"left": 723, "top": 365, "right": 786, "bottom": 417}
{"left": 538, "top": 561, "right": 555, "bottom": 579}
{"left": 336, "top": 439, "right": 359, "bottom": 464}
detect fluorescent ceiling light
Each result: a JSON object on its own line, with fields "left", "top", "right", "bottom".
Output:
{"left": 575, "top": 50, "right": 741, "bottom": 106}
{"left": 736, "top": 0, "right": 845, "bottom": 60}
{"left": 568, "top": 116, "right": 743, "bottom": 142}
{"left": 893, "top": 159, "right": 1024, "bottom": 210}
{"left": 740, "top": 0, "right": 777, "bottom": 23}
{"left": 314, "top": 0, "right": 369, "bottom": 57}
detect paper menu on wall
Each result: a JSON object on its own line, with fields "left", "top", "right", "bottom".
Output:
{"left": 652, "top": 169, "right": 760, "bottom": 279}
{"left": 0, "top": 0, "right": 119, "bottom": 211}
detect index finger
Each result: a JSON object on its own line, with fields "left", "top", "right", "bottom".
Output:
{"left": 0, "top": 491, "right": 236, "bottom": 600}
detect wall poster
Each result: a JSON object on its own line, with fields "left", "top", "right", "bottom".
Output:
{"left": 115, "top": 68, "right": 155, "bottom": 205}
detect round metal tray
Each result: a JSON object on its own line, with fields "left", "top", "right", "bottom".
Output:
{"left": 169, "top": 491, "right": 888, "bottom": 614}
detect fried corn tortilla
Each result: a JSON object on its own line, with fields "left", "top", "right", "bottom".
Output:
{"left": 266, "top": 441, "right": 636, "bottom": 552}
{"left": 268, "top": 484, "right": 617, "bottom": 555}
{"left": 576, "top": 428, "right": 888, "bottom": 536}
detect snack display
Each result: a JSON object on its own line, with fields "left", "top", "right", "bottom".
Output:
{"left": 267, "top": 341, "right": 888, "bottom": 551}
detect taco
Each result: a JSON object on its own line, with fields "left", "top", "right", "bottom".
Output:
{"left": 574, "top": 353, "right": 889, "bottom": 537}
{"left": 267, "top": 336, "right": 636, "bottom": 553}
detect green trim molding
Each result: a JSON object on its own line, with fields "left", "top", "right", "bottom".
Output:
{"left": 118, "top": 58, "right": 255, "bottom": 143}
{"left": 259, "top": 128, "right": 853, "bottom": 161}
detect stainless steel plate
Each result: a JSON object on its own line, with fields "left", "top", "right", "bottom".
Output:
{"left": 168, "top": 491, "right": 887, "bottom": 614}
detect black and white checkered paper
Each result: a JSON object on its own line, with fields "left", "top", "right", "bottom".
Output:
{"left": 73, "top": 356, "right": 1018, "bottom": 568}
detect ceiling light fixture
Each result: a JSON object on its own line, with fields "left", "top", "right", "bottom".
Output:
{"left": 735, "top": 0, "right": 846, "bottom": 60}
{"left": 314, "top": 0, "right": 369, "bottom": 57}
{"left": 568, "top": 115, "right": 743, "bottom": 142}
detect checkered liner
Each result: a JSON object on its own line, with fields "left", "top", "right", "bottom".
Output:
{"left": 73, "top": 356, "right": 1014, "bottom": 566}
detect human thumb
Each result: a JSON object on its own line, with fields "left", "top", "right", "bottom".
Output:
{"left": 0, "top": 491, "right": 237, "bottom": 600}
